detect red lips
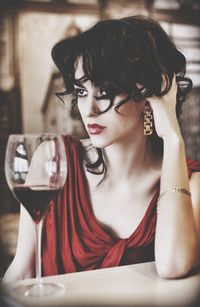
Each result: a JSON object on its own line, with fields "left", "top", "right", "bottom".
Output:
{"left": 87, "top": 124, "right": 106, "bottom": 135}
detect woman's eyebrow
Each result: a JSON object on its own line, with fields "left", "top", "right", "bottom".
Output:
{"left": 74, "top": 76, "right": 88, "bottom": 87}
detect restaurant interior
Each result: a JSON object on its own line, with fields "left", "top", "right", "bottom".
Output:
{"left": 0, "top": 0, "right": 200, "bottom": 281}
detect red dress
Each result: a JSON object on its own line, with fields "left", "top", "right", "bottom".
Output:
{"left": 41, "top": 135, "right": 200, "bottom": 276}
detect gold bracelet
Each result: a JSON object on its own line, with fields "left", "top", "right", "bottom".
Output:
{"left": 157, "top": 187, "right": 191, "bottom": 207}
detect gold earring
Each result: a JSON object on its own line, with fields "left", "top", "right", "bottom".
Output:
{"left": 144, "top": 102, "right": 153, "bottom": 135}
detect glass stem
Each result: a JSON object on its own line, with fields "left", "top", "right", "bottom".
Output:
{"left": 35, "top": 218, "right": 43, "bottom": 285}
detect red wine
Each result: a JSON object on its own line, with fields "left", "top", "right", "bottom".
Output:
{"left": 12, "top": 186, "right": 60, "bottom": 223}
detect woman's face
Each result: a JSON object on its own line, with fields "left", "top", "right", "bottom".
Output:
{"left": 74, "top": 58, "right": 146, "bottom": 148}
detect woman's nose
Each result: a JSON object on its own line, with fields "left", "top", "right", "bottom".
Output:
{"left": 85, "top": 96, "right": 100, "bottom": 117}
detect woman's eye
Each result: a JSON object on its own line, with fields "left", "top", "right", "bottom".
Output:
{"left": 75, "top": 88, "right": 87, "bottom": 97}
{"left": 96, "top": 90, "right": 108, "bottom": 99}
{"left": 100, "top": 90, "right": 107, "bottom": 97}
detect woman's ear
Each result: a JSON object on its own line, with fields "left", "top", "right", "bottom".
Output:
{"left": 161, "top": 74, "right": 170, "bottom": 92}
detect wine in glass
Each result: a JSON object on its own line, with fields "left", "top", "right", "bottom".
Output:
{"left": 5, "top": 134, "right": 67, "bottom": 297}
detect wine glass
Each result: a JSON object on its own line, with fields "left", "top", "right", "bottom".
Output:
{"left": 5, "top": 134, "right": 67, "bottom": 297}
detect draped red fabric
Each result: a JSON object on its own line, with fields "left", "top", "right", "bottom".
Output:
{"left": 41, "top": 135, "right": 200, "bottom": 276}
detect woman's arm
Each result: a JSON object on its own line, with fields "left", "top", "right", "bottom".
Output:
{"left": 155, "top": 136, "right": 200, "bottom": 278}
{"left": 148, "top": 76, "right": 200, "bottom": 278}
{"left": 3, "top": 205, "right": 35, "bottom": 282}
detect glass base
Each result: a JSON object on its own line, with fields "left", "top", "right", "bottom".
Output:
{"left": 12, "top": 281, "right": 65, "bottom": 297}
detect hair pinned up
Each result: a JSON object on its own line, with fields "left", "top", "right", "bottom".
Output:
{"left": 52, "top": 15, "right": 192, "bottom": 176}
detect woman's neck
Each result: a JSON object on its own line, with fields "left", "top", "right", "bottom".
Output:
{"left": 103, "top": 133, "right": 156, "bottom": 182}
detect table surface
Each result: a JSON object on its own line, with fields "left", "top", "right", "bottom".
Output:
{"left": 2, "top": 261, "right": 200, "bottom": 307}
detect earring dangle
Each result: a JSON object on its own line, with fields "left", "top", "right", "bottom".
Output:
{"left": 143, "top": 102, "right": 153, "bottom": 135}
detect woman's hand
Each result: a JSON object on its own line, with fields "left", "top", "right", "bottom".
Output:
{"left": 147, "top": 75, "right": 181, "bottom": 140}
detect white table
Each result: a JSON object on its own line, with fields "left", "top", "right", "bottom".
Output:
{"left": 2, "top": 262, "right": 200, "bottom": 306}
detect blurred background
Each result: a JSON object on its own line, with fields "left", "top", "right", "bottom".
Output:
{"left": 0, "top": 0, "right": 200, "bottom": 276}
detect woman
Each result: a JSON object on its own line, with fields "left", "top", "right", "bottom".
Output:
{"left": 4, "top": 15, "right": 200, "bottom": 282}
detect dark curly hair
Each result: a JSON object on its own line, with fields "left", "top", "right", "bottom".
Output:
{"left": 52, "top": 15, "right": 192, "bottom": 175}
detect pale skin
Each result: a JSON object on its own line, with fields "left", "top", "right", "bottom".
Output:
{"left": 3, "top": 59, "right": 200, "bottom": 282}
